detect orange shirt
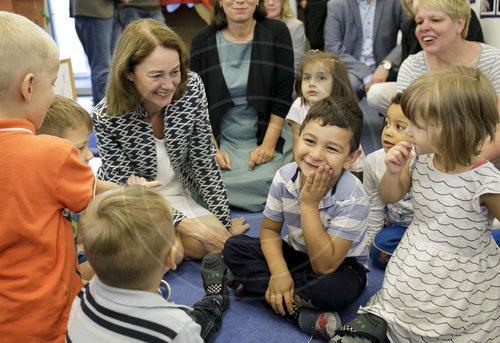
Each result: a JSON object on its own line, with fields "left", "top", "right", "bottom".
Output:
{"left": 0, "top": 119, "right": 95, "bottom": 342}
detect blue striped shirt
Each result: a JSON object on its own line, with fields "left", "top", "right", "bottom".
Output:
{"left": 263, "top": 163, "right": 370, "bottom": 268}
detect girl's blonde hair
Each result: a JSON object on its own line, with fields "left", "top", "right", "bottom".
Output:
{"left": 106, "top": 19, "right": 189, "bottom": 116}
{"left": 0, "top": 12, "right": 59, "bottom": 96}
{"left": 401, "top": 66, "right": 498, "bottom": 172}
{"left": 414, "top": 0, "right": 471, "bottom": 39}
{"left": 295, "top": 51, "right": 358, "bottom": 105}
{"left": 279, "top": 0, "right": 294, "bottom": 20}
{"left": 81, "top": 186, "right": 176, "bottom": 289}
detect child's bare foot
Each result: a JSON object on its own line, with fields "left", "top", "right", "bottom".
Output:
{"left": 229, "top": 217, "right": 250, "bottom": 235}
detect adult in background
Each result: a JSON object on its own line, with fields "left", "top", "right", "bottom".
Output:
{"left": 300, "top": 0, "right": 327, "bottom": 50}
{"left": 265, "top": 0, "right": 305, "bottom": 76}
{"left": 190, "top": 0, "right": 295, "bottom": 212}
{"left": 70, "top": 0, "right": 126, "bottom": 106}
{"left": 325, "top": 0, "right": 407, "bottom": 100}
{"left": 93, "top": 19, "right": 249, "bottom": 262}
{"left": 396, "top": 0, "right": 500, "bottom": 163}
{"left": 367, "top": 0, "right": 484, "bottom": 114}
{"left": 121, "top": 0, "right": 165, "bottom": 27}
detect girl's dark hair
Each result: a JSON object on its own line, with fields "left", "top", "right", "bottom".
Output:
{"left": 211, "top": 0, "right": 267, "bottom": 30}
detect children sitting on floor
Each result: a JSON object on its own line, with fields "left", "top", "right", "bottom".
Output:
{"left": 223, "top": 97, "right": 369, "bottom": 341}
{"left": 363, "top": 93, "right": 413, "bottom": 268}
{"left": 37, "top": 95, "right": 163, "bottom": 282}
{"left": 0, "top": 12, "right": 95, "bottom": 342}
{"left": 332, "top": 66, "right": 500, "bottom": 343}
{"left": 67, "top": 186, "right": 230, "bottom": 342}
{"left": 286, "top": 51, "right": 365, "bottom": 178}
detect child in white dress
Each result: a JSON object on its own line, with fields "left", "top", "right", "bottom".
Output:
{"left": 331, "top": 66, "right": 500, "bottom": 342}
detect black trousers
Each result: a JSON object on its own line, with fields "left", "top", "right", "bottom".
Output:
{"left": 304, "top": 0, "right": 328, "bottom": 50}
{"left": 223, "top": 235, "right": 367, "bottom": 311}
{"left": 188, "top": 298, "right": 223, "bottom": 343}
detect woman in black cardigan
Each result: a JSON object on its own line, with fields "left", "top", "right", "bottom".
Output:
{"left": 190, "top": 0, "right": 295, "bottom": 212}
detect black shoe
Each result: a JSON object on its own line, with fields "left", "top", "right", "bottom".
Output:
{"left": 201, "top": 253, "right": 229, "bottom": 311}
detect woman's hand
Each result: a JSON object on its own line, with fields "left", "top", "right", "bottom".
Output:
{"left": 248, "top": 143, "right": 275, "bottom": 171}
{"left": 215, "top": 149, "right": 232, "bottom": 170}
{"left": 126, "top": 175, "right": 163, "bottom": 188}
{"left": 265, "top": 271, "right": 295, "bottom": 316}
{"left": 229, "top": 216, "right": 250, "bottom": 235}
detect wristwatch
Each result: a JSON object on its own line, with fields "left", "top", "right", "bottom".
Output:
{"left": 380, "top": 60, "right": 392, "bottom": 70}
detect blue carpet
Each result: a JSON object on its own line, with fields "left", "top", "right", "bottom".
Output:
{"left": 163, "top": 209, "right": 385, "bottom": 343}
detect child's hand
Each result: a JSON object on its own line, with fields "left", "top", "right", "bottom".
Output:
{"left": 300, "top": 166, "right": 336, "bottom": 207}
{"left": 384, "top": 142, "right": 412, "bottom": 176}
{"left": 266, "top": 271, "right": 295, "bottom": 316}
{"left": 126, "top": 175, "right": 163, "bottom": 188}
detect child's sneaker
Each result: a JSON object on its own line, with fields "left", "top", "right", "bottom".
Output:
{"left": 285, "top": 304, "right": 341, "bottom": 340}
{"left": 201, "top": 253, "right": 229, "bottom": 311}
{"left": 158, "top": 279, "right": 171, "bottom": 300}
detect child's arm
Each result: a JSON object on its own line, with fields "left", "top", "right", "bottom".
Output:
{"left": 380, "top": 141, "right": 412, "bottom": 204}
{"left": 95, "top": 176, "right": 163, "bottom": 194}
{"left": 290, "top": 121, "right": 300, "bottom": 158}
{"left": 260, "top": 216, "right": 294, "bottom": 316}
{"left": 300, "top": 166, "right": 352, "bottom": 274}
{"left": 481, "top": 193, "right": 500, "bottom": 221}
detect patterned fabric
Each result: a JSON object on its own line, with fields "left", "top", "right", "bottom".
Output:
{"left": 263, "top": 162, "right": 370, "bottom": 268}
{"left": 67, "top": 277, "right": 203, "bottom": 342}
{"left": 396, "top": 43, "right": 500, "bottom": 94}
{"left": 92, "top": 71, "right": 231, "bottom": 228}
{"left": 360, "top": 154, "right": 500, "bottom": 342}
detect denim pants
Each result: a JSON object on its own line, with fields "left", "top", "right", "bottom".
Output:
{"left": 189, "top": 298, "right": 223, "bottom": 342}
{"left": 75, "top": 10, "right": 121, "bottom": 105}
{"left": 121, "top": 6, "right": 165, "bottom": 28}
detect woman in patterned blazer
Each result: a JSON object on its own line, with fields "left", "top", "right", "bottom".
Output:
{"left": 93, "top": 19, "right": 249, "bottom": 262}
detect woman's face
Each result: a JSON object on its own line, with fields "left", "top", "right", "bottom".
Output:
{"left": 415, "top": 6, "right": 465, "bottom": 54}
{"left": 264, "top": 0, "right": 282, "bottom": 20}
{"left": 220, "top": 0, "right": 259, "bottom": 24}
{"left": 127, "top": 46, "right": 181, "bottom": 115}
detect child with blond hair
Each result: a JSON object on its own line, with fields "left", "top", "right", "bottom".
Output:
{"left": 0, "top": 12, "right": 94, "bottom": 342}
{"left": 67, "top": 186, "right": 230, "bottom": 342}
{"left": 37, "top": 95, "right": 163, "bottom": 282}
{"left": 332, "top": 66, "right": 500, "bottom": 343}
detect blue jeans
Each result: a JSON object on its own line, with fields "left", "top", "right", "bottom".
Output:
{"left": 75, "top": 10, "right": 121, "bottom": 105}
{"left": 121, "top": 6, "right": 165, "bottom": 27}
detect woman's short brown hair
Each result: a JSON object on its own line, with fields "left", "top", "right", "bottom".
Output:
{"left": 401, "top": 66, "right": 498, "bottom": 171}
{"left": 211, "top": 0, "right": 267, "bottom": 30}
{"left": 106, "top": 19, "right": 189, "bottom": 116}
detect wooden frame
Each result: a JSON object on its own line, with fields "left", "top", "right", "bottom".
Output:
{"left": 54, "top": 58, "right": 77, "bottom": 100}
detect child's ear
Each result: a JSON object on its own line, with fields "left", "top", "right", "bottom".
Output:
{"left": 164, "top": 246, "right": 177, "bottom": 272}
{"left": 20, "top": 73, "right": 35, "bottom": 102}
{"left": 343, "top": 148, "right": 362, "bottom": 170}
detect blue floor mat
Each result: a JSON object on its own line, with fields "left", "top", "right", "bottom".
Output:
{"left": 163, "top": 209, "right": 385, "bottom": 343}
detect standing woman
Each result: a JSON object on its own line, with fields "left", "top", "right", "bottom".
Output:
{"left": 190, "top": 0, "right": 295, "bottom": 212}
{"left": 396, "top": 0, "right": 500, "bottom": 162}
{"left": 264, "top": 0, "right": 306, "bottom": 76}
{"left": 93, "top": 19, "right": 248, "bottom": 262}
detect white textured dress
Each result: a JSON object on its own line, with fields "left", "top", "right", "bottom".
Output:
{"left": 360, "top": 154, "right": 500, "bottom": 342}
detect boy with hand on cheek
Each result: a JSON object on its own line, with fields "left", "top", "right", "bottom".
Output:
{"left": 223, "top": 97, "right": 370, "bottom": 340}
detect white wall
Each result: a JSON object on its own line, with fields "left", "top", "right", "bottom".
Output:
{"left": 471, "top": 2, "right": 500, "bottom": 49}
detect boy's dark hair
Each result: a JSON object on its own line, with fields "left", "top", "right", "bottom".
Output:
{"left": 391, "top": 92, "right": 402, "bottom": 105}
{"left": 300, "top": 97, "right": 363, "bottom": 154}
